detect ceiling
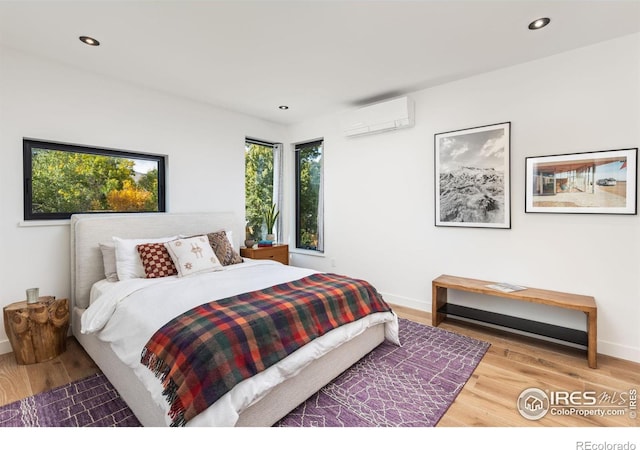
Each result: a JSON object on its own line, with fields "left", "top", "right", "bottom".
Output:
{"left": 1, "top": 1, "right": 639, "bottom": 125}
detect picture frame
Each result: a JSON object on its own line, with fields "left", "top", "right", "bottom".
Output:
{"left": 525, "top": 148, "right": 638, "bottom": 215}
{"left": 435, "top": 122, "right": 511, "bottom": 228}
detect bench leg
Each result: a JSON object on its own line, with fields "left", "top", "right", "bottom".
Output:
{"left": 432, "top": 284, "right": 447, "bottom": 327}
{"left": 587, "top": 309, "right": 597, "bottom": 369}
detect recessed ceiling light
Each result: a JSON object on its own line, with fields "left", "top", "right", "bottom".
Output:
{"left": 278, "top": 105, "right": 289, "bottom": 110}
{"left": 79, "top": 36, "right": 100, "bottom": 46}
{"left": 528, "top": 17, "right": 550, "bottom": 30}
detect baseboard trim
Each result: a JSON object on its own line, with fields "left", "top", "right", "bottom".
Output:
{"left": 379, "top": 292, "right": 427, "bottom": 312}
{"left": 598, "top": 340, "right": 640, "bottom": 364}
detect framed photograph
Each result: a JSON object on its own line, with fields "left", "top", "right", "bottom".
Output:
{"left": 525, "top": 148, "right": 637, "bottom": 215}
{"left": 435, "top": 122, "right": 511, "bottom": 228}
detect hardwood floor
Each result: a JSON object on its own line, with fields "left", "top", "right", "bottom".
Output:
{"left": 393, "top": 305, "right": 639, "bottom": 427}
{"left": 0, "top": 305, "right": 638, "bottom": 427}
{"left": 0, "top": 337, "right": 99, "bottom": 408}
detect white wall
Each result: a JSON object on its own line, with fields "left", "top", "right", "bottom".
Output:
{"left": 0, "top": 46, "right": 286, "bottom": 354}
{"left": 286, "top": 33, "right": 640, "bottom": 362}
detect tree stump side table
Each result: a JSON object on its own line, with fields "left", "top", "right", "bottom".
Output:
{"left": 3, "top": 297, "right": 69, "bottom": 365}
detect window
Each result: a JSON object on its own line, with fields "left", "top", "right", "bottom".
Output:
{"left": 295, "top": 139, "right": 323, "bottom": 252}
{"left": 23, "top": 139, "right": 166, "bottom": 220}
{"left": 245, "top": 139, "right": 282, "bottom": 241}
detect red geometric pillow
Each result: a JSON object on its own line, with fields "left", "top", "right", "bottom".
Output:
{"left": 136, "top": 242, "right": 178, "bottom": 278}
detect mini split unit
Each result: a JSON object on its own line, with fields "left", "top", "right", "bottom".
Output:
{"left": 340, "top": 96, "right": 415, "bottom": 137}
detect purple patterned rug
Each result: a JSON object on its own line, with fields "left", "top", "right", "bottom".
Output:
{"left": 276, "top": 318, "right": 490, "bottom": 427}
{"left": 0, "top": 372, "right": 140, "bottom": 427}
{"left": 0, "top": 318, "right": 488, "bottom": 427}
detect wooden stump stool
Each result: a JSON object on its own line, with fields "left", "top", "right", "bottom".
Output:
{"left": 3, "top": 297, "right": 69, "bottom": 365}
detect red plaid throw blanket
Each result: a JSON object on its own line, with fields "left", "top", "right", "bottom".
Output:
{"left": 141, "top": 272, "right": 393, "bottom": 426}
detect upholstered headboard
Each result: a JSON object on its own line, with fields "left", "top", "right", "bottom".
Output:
{"left": 70, "top": 212, "right": 241, "bottom": 313}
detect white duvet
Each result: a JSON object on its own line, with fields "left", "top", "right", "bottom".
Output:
{"left": 81, "top": 259, "right": 399, "bottom": 427}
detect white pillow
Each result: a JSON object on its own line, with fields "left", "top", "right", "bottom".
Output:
{"left": 164, "top": 235, "right": 223, "bottom": 277}
{"left": 113, "top": 236, "right": 178, "bottom": 281}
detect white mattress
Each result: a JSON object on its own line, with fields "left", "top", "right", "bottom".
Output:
{"left": 81, "top": 259, "right": 399, "bottom": 426}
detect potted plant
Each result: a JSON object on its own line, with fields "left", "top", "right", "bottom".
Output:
{"left": 264, "top": 203, "right": 279, "bottom": 242}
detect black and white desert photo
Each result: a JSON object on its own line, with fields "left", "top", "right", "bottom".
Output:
{"left": 435, "top": 122, "right": 510, "bottom": 228}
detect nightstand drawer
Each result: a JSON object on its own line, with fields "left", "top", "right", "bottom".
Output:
{"left": 240, "top": 244, "right": 289, "bottom": 265}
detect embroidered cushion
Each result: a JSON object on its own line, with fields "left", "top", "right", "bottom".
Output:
{"left": 165, "top": 235, "right": 223, "bottom": 277}
{"left": 137, "top": 242, "right": 178, "bottom": 278}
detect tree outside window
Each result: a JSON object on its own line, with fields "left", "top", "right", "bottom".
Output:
{"left": 245, "top": 141, "right": 275, "bottom": 241}
{"left": 24, "top": 139, "right": 165, "bottom": 220}
{"left": 295, "top": 140, "right": 323, "bottom": 252}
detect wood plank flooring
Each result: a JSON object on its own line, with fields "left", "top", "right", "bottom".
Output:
{"left": 0, "top": 337, "right": 99, "bottom": 408}
{"left": 394, "top": 305, "right": 639, "bottom": 427}
{"left": 0, "top": 304, "right": 638, "bottom": 427}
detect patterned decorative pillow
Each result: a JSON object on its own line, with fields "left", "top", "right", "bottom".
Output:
{"left": 207, "top": 231, "right": 243, "bottom": 266}
{"left": 113, "top": 235, "right": 177, "bottom": 280}
{"left": 137, "top": 242, "right": 178, "bottom": 278}
{"left": 164, "top": 235, "right": 223, "bottom": 277}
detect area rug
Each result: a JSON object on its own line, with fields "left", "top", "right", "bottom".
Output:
{"left": 276, "top": 318, "right": 490, "bottom": 427}
{"left": 0, "top": 372, "right": 140, "bottom": 427}
{"left": 0, "top": 318, "right": 489, "bottom": 427}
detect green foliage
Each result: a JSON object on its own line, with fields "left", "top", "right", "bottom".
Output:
{"left": 296, "top": 143, "right": 322, "bottom": 250}
{"left": 245, "top": 143, "right": 274, "bottom": 239}
{"left": 138, "top": 168, "right": 159, "bottom": 207}
{"left": 31, "top": 149, "right": 159, "bottom": 213}
{"left": 107, "top": 179, "right": 155, "bottom": 211}
{"left": 263, "top": 203, "right": 279, "bottom": 234}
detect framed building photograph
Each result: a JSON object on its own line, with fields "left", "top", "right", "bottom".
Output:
{"left": 435, "top": 122, "right": 511, "bottom": 228}
{"left": 525, "top": 148, "right": 638, "bottom": 215}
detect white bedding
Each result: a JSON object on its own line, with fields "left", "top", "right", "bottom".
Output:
{"left": 81, "top": 258, "right": 399, "bottom": 427}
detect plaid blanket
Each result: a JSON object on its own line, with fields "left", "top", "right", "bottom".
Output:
{"left": 140, "top": 272, "right": 393, "bottom": 427}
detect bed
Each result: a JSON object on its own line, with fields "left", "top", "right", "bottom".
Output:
{"left": 70, "top": 212, "right": 399, "bottom": 427}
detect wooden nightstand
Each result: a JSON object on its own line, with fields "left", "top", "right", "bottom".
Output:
{"left": 3, "top": 296, "right": 69, "bottom": 365}
{"left": 240, "top": 244, "right": 289, "bottom": 265}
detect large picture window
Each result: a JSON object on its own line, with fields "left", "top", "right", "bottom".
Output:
{"left": 23, "top": 139, "right": 166, "bottom": 220}
{"left": 295, "top": 139, "right": 324, "bottom": 252}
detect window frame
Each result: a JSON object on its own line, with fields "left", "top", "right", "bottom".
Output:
{"left": 294, "top": 139, "right": 324, "bottom": 253}
{"left": 244, "top": 138, "right": 283, "bottom": 241}
{"left": 23, "top": 138, "right": 167, "bottom": 221}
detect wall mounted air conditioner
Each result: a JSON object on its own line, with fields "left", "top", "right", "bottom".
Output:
{"left": 340, "top": 96, "right": 415, "bottom": 137}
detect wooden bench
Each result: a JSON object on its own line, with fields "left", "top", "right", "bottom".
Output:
{"left": 432, "top": 274, "right": 597, "bottom": 368}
